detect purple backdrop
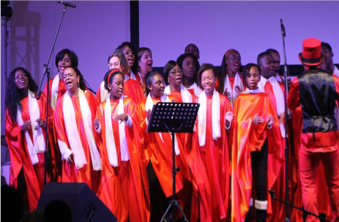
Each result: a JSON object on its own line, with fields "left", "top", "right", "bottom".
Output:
{"left": 1, "top": 1, "right": 339, "bottom": 165}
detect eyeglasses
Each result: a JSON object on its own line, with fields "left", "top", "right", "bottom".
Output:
{"left": 169, "top": 69, "right": 183, "bottom": 75}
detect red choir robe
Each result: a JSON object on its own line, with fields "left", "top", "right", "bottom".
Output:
{"left": 96, "top": 97, "right": 150, "bottom": 222}
{"left": 96, "top": 76, "right": 145, "bottom": 104}
{"left": 194, "top": 92, "right": 232, "bottom": 222}
{"left": 54, "top": 90, "right": 101, "bottom": 193}
{"left": 136, "top": 95, "right": 190, "bottom": 198}
{"left": 43, "top": 74, "right": 66, "bottom": 181}
{"left": 231, "top": 92, "right": 284, "bottom": 222}
{"left": 5, "top": 94, "right": 53, "bottom": 212}
{"left": 264, "top": 80, "right": 286, "bottom": 221}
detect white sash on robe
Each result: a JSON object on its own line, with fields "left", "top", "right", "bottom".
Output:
{"left": 99, "top": 81, "right": 110, "bottom": 103}
{"left": 62, "top": 90, "right": 102, "bottom": 170}
{"left": 104, "top": 96, "right": 129, "bottom": 167}
{"left": 268, "top": 76, "right": 286, "bottom": 137}
{"left": 186, "top": 82, "right": 202, "bottom": 97}
{"left": 51, "top": 74, "right": 61, "bottom": 110}
{"left": 198, "top": 90, "right": 221, "bottom": 146}
{"left": 223, "top": 73, "right": 244, "bottom": 107}
{"left": 16, "top": 90, "right": 45, "bottom": 165}
{"left": 145, "top": 94, "right": 180, "bottom": 155}
{"left": 164, "top": 85, "right": 192, "bottom": 102}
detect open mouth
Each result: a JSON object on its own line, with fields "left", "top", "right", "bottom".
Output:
{"left": 65, "top": 80, "right": 73, "bottom": 87}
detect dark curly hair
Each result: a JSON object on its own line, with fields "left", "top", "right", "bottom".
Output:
{"left": 176, "top": 53, "right": 200, "bottom": 84}
{"left": 5, "top": 67, "right": 38, "bottom": 123}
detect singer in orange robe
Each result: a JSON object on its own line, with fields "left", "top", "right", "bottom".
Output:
{"left": 5, "top": 67, "right": 53, "bottom": 212}
{"left": 95, "top": 70, "right": 150, "bottom": 222}
{"left": 231, "top": 63, "right": 283, "bottom": 222}
{"left": 54, "top": 67, "right": 101, "bottom": 193}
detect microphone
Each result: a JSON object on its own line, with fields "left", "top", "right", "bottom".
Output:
{"left": 268, "top": 190, "right": 276, "bottom": 199}
{"left": 280, "top": 19, "right": 286, "bottom": 37}
{"left": 57, "top": 1, "right": 76, "bottom": 8}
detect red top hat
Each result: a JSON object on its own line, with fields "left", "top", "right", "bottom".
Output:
{"left": 299, "top": 38, "right": 323, "bottom": 66}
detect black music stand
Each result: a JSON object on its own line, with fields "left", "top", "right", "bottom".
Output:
{"left": 147, "top": 102, "right": 200, "bottom": 222}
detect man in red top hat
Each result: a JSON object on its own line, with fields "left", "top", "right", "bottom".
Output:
{"left": 287, "top": 38, "right": 339, "bottom": 222}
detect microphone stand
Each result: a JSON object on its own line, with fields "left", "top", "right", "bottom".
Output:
{"left": 36, "top": 3, "right": 73, "bottom": 185}
{"left": 280, "top": 19, "right": 291, "bottom": 222}
{"left": 269, "top": 190, "right": 330, "bottom": 222}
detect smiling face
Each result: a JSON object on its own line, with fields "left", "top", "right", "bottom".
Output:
{"left": 226, "top": 51, "right": 241, "bottom": 74}
{"left": 138, "top": 50, "right": 153, "bottom": 77}
{"left": 148, "top": 74, "right": 165, "bottom": 98}
{"left": 108, "top": 56, "right": 122, "bottom": 72}
{"left": 108, "top": 73, "right": 124, "bottom": 100}
{"left": 168, "top": 65, "right": 183, "bottom": 88}
{"left": 15, "top": 69, "right": 29, "bottom": 90}
{"left": 63, "top": 67, "right": 79, "bottom": 94}
{"left": 122, "top": 45, "right": 135, "bottom": 68}
{"left": 245, "top": 66, "right": 261, "bottom": 90}
{"left": 201, "top": 69, "right": 216, "bottom": 96}
{"left": 58, "top": 53, "right": 71, "bottom": 77}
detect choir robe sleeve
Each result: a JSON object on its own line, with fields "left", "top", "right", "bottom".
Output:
{"left": 287, "top": 78, "right": 300, "bottom": 111}
{"left": 5, "top": 110, "right": 24, "bottom": 182}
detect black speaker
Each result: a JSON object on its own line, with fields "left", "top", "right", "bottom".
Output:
{"left": 36, "top": 182, "right": 117, "bottom": 222}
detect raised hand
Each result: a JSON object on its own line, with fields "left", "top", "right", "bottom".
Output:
{"left": 253, "top": 113, "right": 264, "bottom": 124}
{"left": 114, "top": 113, "right": 128, "bottom": 123}
{"left": 20, "top": 120, "right": 31, "bottom": 131}
{"left": 267, "top": 114, "right": 274, "bottom": 128}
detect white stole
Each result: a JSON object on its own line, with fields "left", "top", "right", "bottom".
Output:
{"left": 63, "top": 90, "right": 102, "bottom": 170}
{"left": 198, "top": 90, "right": 221, "bottom": 146}
{"left": 268, "top": 77, "right": 286, "bottom": 137}
{"left": 186, "top": 82, "right": 202, "bottom": 97}
{"left": 145, "top": 94, "right": 180, "bottom": 155}
{"left": 164, "top": 85, "right": 192, "bottom": 102}
{"left": 130, "top": 70, "right": 137, "bottom": 80}
{"left": 51, "top": 74, "right": 61, "bottom": 110}
{"left": 223, "top": 73, "right": 244, "bottom": 107}
{"left": 99, "top": 81, "right": 109, "bottom": 103}
{"left": 104, "top": 97, "right": 129, "bottom": 167}
{"left": 257, "top": 76, "right": 267, "bottom": 92}
{"left": 16, "top": 90, "right": 45, "bottom": 165}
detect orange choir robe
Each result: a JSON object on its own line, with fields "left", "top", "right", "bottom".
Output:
{"left": 194, "top": 93, "right": 232, "bottom": 222}
{"left": 54, "top": 91, "right": 101, "bottom": 193}
{"left": 264, "top": 81, "right": 286, "bottom": 221}
{"left": 96, "top": 97, "right": 150, "bottom": 222}
{"left": 231, "top": 92, "right": 284, "bottom": 222}
{"left": 136, "top": 96, "right": 189, "bottom": 197}
{"left": 5, "top": 94, "right": 53, "bottom": 212}
{"left": 96, "top": 77, "right": 145, "bottom": 104}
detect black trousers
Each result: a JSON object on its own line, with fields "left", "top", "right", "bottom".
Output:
{"left": 251, "top": 140, "right": 268, "bottom": 201}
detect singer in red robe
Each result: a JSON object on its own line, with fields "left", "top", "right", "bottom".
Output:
{"left": 95, "top": 70, "right": 150, "bottom": 222}
{"left": 5, "top": 67, "right": 53, "bottom": 212}
{"left": 96, "top": 49, "right": 145, "bottom": 104}
{"left": 54, "top": 67, "right": 102, "bottom": 193}
{"left": 194, "top": 64, "right": 234, "bottom": 221}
